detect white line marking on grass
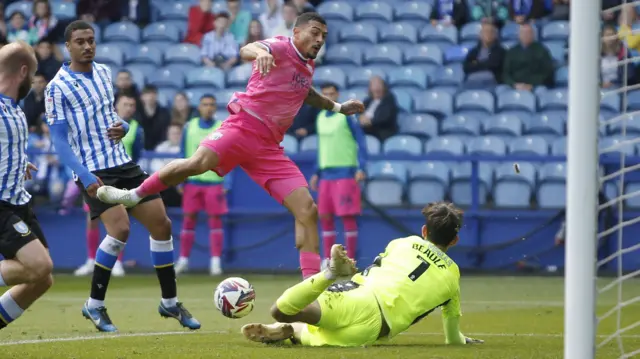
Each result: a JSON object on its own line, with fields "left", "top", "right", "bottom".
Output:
{"left": 404, "top": 332, "right": 640, "bottom": 339}
{"left": 0, "top": 330, "right": 219, "bottom": 346}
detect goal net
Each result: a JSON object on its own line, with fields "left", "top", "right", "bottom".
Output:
{"left": 566, "top": 2, "right": 640, "bottom": 359}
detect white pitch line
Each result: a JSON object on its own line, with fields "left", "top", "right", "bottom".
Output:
{"left": 0, "top": 330, "right": 218, "bottom": 346}
{"left": 403, "top": 332, "right": 640, "bottom": 339}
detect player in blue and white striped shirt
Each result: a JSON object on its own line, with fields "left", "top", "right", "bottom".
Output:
{"left": 46, "top": 21, "right": 200, "bottom": 333}
{"left": 0, "top": 42, "right": 54, "bottom": 333}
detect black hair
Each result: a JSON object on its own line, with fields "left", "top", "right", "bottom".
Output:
{"left": 216, "top": 11, "right": 230, "bottom": 19}
{"left": 320, "top": 82, "right": 338, "bottom": 92}
{"left": 64, "top": 20, "right": 95, "bottom": 42}
{"left": 117, "top": 89, "right": 137, "bottom": 101}
{"left": 142, "top": 84, "right": 158, "bottom": 93}
{"left": 117, "top": 69, "right": 132, "bottom": 76}
{"left": 34, "top": 71, "right": 47, "bottom": 81}
{"left": 421, "top": 202, "right": 463, "bottom": 248}
{"left": 294, "top": 12, "right": 326, "bottom": 27}
{"left": 200, "top": 94, "right": 216, "bottom": 102}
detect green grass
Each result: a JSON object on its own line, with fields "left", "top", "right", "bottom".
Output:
{"left": 0, "top": 275, "right": 639, "bottom": 359}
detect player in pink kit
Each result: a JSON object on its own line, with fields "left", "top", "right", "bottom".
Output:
{"left": 96, "top": 12, "right": 365, "bottom": 278}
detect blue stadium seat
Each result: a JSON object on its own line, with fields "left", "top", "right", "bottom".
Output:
{"left": 317, "top": 1, "right": 354, "bottom": 22}
{"left": 5, "top": 1, "right": 31, "bottom": 19}
{"left": 609, "top": 113, "right": 640, "bottom": 135}
{"left": 626, "top": 91, "right": 640, "bottom": 112}
{"left": 430, "top": 64, "right": 464, "bottom": 87}
{"left": 419, "top": 24, "right": 458, "bottom": 44}
{"left": 450, "top": 163, "right": 492, "bottom": 206}
{"left": 394, "top": 2, "right": 431, "bottom": 28}
{"left": 365, "top": 135, "right": 381, "bottom": 154}
{"left": 347, "top": 67, "right": 387, "bottom": 87}
{"left": 483, "top": 115, "right": 522, "bottom": 137}
{"left": 383, "top": 135, "right": 423, "bottom": 155}
{"left": 538, "top": 88, "right": 568, "bottom": 111}
{"left": 551, "top": 137, "right": 566, "bottom": 155}
{"left": 164, "top": 44, "right": 202, "bottom": 65}
{"left": 460, "top": 22, "right": 482, "bottom": 41}
{"left": 407, "top": 161, "right": 449, "bottom": 205}
{"left": 542, "top": 21, "right": 570, "bottom": 41}
{"left": 313, "top": 66, "right": 347, "bottom": 89}
{"left": 444, "top": 46, "right": 468, "bottom": 64}
{"left": 497, "top": 90, "right": 536, "bottom": 113}
{"left": 104, "top": 22, "right": 141, "bottom": 43}
{"left": 391, "top": 89, "right": 413, "bottom": 113}
{"left": 366, "top": 180, "right": 404, "bottom": 206}
{"left": 601, "top": 93, "right": 621, "bottom": 113}
{"left": 226, "top": 63, "right": 253, "bottom": 87}
{"left": 415, "top": 90, "right": 453, "bottom": 118}
{"left": 600, "top": 136, "right": 636, "bottom": 157}
{"left": 340, "top": 87, "right": 369, "bottom": 102}
{"left": 149, "top": 67, "right": 185, "bottom": 89}
{"left": 509, "top": 136, "right": 549, "bottom": 155}
{"left": 403, "top": 44, "right": 443, "bottom": 65}
{"left": 125, "top": 63, "right": 156, "bottom": 79}
{"left": 468, "top": 136, "right": 507, "bottom": 155}
{"left": 94, "top": 45, "right": 124, "bottom": 67}
{"left": 159, "top": 1, "right": 190, "bottom": 20}
{"left": 555, "top": 66, "right": 569, "bottom": 87}
{"left": 441, "top": 114, "right": 481, "bottom": 137}
{"left": 455, "top": 90, "right": 495, "bottom": 114}
{"left": 398, "top": 114, "right": 438, "bottom": 138}
{"left": 216, "top": 109, "right": 230, "bottom": 121}
{"left": 500, "top": 22, "right": 536, "bottom": 41}
{"left": 425, "top": 136, "right": 465, "bottom": 155}
{"left": 162, "top": 20, "right": 188, "bottom": 38}
{"left": 339, "top": 22, "right": 378, "bottom": 44}
{"left": 186, "top": 67, "right": 225, "bottom": 89}
{"left": 143, "top": 22, "right": 181, "bottom": 42}
{"left": 281, "top": 134, "right": 298, "bottom": 154}
{"left": 388, "top": 67, "right": 428, "bottom": 89}
{"left": 246, "top": 1, "right": 264, "bottom": 17}
{"left": 325, "top": 44, "right": 363, "bottom": 65}
{"left": 493, "top": 162, "right": 535, "bottom": 208}
{"left": 526, "top": 113, "right": 565, "bottom": 137}
{"left": 213, "top": 89, "right": 237, "bottom": 105}
{"left": 367, "top": 161, "right": 407, "bottom": 181}
{"left": 163, "top": 63, "right": 198, "bottom": 76}
{"left": 156, "top": 88, "right": 177, "bottom": 107}
{"left": 355, "top": 2, "right": 394, "bottom": 23}
{"left": 51, "top": 1, "right": 76, "bottom": 19}
{"left": 538, "top": 163, "right": 567, "bottom": 208}
{"left": 544, "top": 41, "right": 566, "bottom": 65}
{"left": 380, "top": 23, "right": 418, "bottom": 43}
{"left": 183, "top": 88, "right": 209, "bottom": 106}
{"left": 299, "top": 135, "right": 318, "bottom": 152}
{"left": 126, "top": 45, "right": 163, "bottom": 66}
{"left": 364, "top": 44, "right": 402, "bottom": 65}
{"left": 211, "top": 1, "right": 228, "bottom": 14}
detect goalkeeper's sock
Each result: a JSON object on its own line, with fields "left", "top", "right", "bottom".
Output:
{"left": 275, "top": 270, "right": 335, "bottom": 316}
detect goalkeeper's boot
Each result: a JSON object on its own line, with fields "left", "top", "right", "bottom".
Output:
{"left": 329, "top": 244, "right": 357, "bottom": 278}
{"left": 241, "top": 323, "right": 294, "bottom": 344}
{"left": 159, "top": 302, "right": 201, "bottom": 330}
{"left": 96, "top": 186, "right": 140, "bottom": 208}
{"left": 82, "top": 301, "right": 118, "bottom": 332}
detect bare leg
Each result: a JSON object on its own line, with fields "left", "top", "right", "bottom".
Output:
{"left": 0, "top": 240, "right": 52, "bottom": 285}
{"left": 283, "top": 188, "right": 321, "bottom": 278}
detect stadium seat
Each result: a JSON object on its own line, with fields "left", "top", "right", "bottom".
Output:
{"left": 509, "top": 136, "right": 549, "bottom": 155}
{"left": 379, "top": 23, "right": 418, "bottom": 44}
{"left": 551, "top": 137, "right": 566, "bottom": 155}
{"left": 407, "top": 161, "right": 450, "bottom": 205}
{"left": 313, "top": 66, "right": 347, "bottom": 89}
{"left": 600, "top": 136, "right": 636, "bottom": 157}
{"left": 450, "top": 163, "right": 493, "bottom": 206}
{"left": 455, "top": 90, "right": 495, "bottom": 114}
{"left": 609, "top": 113, "right": 640, "bottom": 135}
{"left": 526, "top": 113, "right": 565, "bottom": 137}
{"left": 425, "top": 136, "right": 465, "bottom": 155}
{"left": 441, "top": 114, "right": 481, "bottom": 138}
{"left": 5, "top": 1, "right": 31, "bottom": 19}
{"left": 52, "top": 1, "right": 76, "bottom": 19}
{"left": 125, "top": 63, "right": 156, "bottom": 79}
{"left": 142, "top": 22, "right": 181, "bottom": 43}
{"left": 184, "top": 88, "right": 210, "bottom": 107}
{"left": 226, "top": 63, "right": 253, "bottom": 87}
{"left": 213, "top": 89, "right": 236, "bottom": 105}
{"left": 156, "top": 88, "right": 177, "bottom": 107}
{"left": 414, "top": 90, "right": 453, "bottom": 118}
{"left": 394, "top": 2, "right": 431, "bottom": 28}
{"left": 467, "top": 136, "right": 507, "bottom": 155}
{"left": 299, "top": 135, "right": 318, "bottom": 152}
{"left": 624, "top": 183, "right": 640, "bottom": 208}
{"left": 94, "top": 45, "right": 124, "bottom": 67}
{"left": 403, "top": 44, "right": 443, "bottom": 65}
{"left": 497, "top": 90, "right": 536, "bottom": 113}
{"left": 501, "top": 22, "right": 536, "bottom": 41}
{"left": 355, "top": 2, "right": 394, "bottom": 23}
{"left": 104, "top": 22, "right": 141, "bottom": 43}
{"left": 460, "top": 22, "right": 482, "bottom": 41}
{"left": 317, "top": 1, "right": 354, "bottom": 22}
{"left": 483, "top": 115, "right": 523, "bottom": 137}
{"left": 364, "top": 44, "right": 403, "bottom": 65}
{"left": 601, "top": 92, "right": 621, "bottom": 113}
{"left": 626, "top": 91, "right": 640, "bottom": 112}
{"left": 444, "top": 46, "right": 469, "bottom": 64}
{"left": 149, "top": 67, "right": 185, "bottom": 89}
{"left": 159, "top": 1, "right": 190, "bottom": 20}
{"left": 325, "top": 44, "right": 363, "bottom": 65}
{"left": 365, "top": 135, "right": 381, "bottom": 154}
{"left": 388, "top": 67, "right": 428, "bottom": 89}
{"left": 126, "top": 45, "right": 163, "bottom": 66}
{"left": 538, "top": 88, "right": 568, "bottom": 111}
{"left": 162, "top": 20, "right": 188, "bottom": 38}
{"left": 493, "top": 162, "right": 535, "bottom": 208}
{"left": 185, "top": 67, "right": 225, "bottom": 89}
{"left": 366, "top": 181, "right": 404, "bottom": 206}
{"left": 383, "top": 135, "right": 423, "bottom": 155}
{"left": 211, "top": 2, "right": 228, "bottom": 14}
{"left": 430, "top": 64, "right": 464, "bottom": 87}
{"left": 338, "top": 22, "right": 378, "bottom": 44}
{"left": 391, "top": 88, "right": 413, "bottom": 113}
{"left": 280, "top": 135, "right": 298, "bottom": 154}
{"left": 542, "top": 21, "right": 570, "bottom": 41}
{"left": 537, "top": 163, "right": 567, "bottom": 208}
{"left": 164, "top": 44, "right": 202, "bottom": 65}
{"left": 339, "top": 87, "right": 369, "bottom": 102}
{"left": 419, "top": 24, "right": 458, "bottom": 44}
{"left": 398, "top": 114, "right": 439, "bottom": 138}
{"left": 555, "top": 66, "right": 569, "bottom": 87}
{"left": 163, "top": 63, "right": 198, "bottom": 76}
{"left": 544, "top": 41, "right": 566, "bottom": 65}
{"left": 347, "top": 67, "right": 387, "bottom": 87}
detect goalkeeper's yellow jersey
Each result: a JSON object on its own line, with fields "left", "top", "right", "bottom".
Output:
{"left": 352, "top": 235, "right": 463, "bottom": 342}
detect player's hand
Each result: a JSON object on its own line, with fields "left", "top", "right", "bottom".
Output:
{"left": 85, "top": 176, "right": 104, "bottom": 198}
{"left": 339, "top": 100, "right": 365, "bottom": 115}
{"left": 256, "top": 51, "right": 276, "bottom": 76}
{"left": 465, "top": 337, "right": 484, "bottom": 344}
{"left": 107, "top": 121, "right": 127, "bottom": 142}
{"left": 355, "top": 170, "right": 366, "bottom": 182}
{"left": 309, "top": 174, "right": 319, "bottom": 191}
{"left": 24, "top": 162, "right": 37, "bottom": 180}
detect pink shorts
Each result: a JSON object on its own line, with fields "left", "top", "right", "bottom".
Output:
{"left": 318, "top": 178, "right": 362, "bottom": 216}
{"left": 200, "top": 112, "right": 307, "bottom": 204}
{"left": 182, "top": 183, "right": 228, "bottom": 216}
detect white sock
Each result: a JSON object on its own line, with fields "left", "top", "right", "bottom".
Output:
{"left": 87, "top": 298, "right": 105, "bottom": 309}
{"left": 0, "top": 292, "right": 24, "bottom": 322}
{"left": 129, "top": 189, "right": 141, "bottom": 201}
{"left": 161, "top": 297, "right": 178, "bottom": 307}
{"left": 0, "top": 266, "right": 6, "bottom": 287}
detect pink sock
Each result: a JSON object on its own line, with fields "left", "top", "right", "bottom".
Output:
{"left": 320, "top": 217, "right": 336, "bottom": 259}
{"left": 343, "top": 216, "right": 358, "bottom": 259}
{"left": 136, "top": 172, "right": 169, "bottom": 197}
{"left": 117, "top": 251, "right": 124, "bottom": 261}
{"left": 87, "top": 227, "right": 100, "bottom": 259}
{"left": 300, "top": 251, "right": 321, "bottom": 279}
{"left": 180, "top": 216, "right": 197, "bottom": 258}
{"left": 209, "top": 217, "right": 223, "bottom": 257}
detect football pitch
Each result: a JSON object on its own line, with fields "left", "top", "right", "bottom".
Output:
{"left": 0, "top": 275, "right": 639, "bottom": 359}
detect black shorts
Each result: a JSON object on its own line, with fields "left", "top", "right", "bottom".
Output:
{"left": 78, "top": 162, "right": 161, "bottom": 220}
{"left": 0, "top": 200, "right": 48, "bottom": 259}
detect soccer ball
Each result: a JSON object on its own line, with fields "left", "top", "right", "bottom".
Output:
{"left": 214, "top": 277, "right": 256, "bottom": 319}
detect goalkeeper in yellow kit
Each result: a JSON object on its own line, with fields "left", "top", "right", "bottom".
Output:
{"left": 242, "top": 201, "right": 483, "bottom": 347}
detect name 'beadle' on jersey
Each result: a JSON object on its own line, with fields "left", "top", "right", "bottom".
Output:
{"left": 412, "top": 243, "right": 452, "bottom": 269}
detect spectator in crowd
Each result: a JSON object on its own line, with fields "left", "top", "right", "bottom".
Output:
{"left": 245, "top": 19, "right": 265, "bottom": 46}
{"left": 601, "top": 25, "right": 636, "bottom": 88}
{"left": 360, "top": 76, "right": 398, "bottom": 142}
{"left": 470, "top": 0, "right": 509, "bottom": 26}
{"left": 271, "top": 2, "right": 297, "bottom": 38}
{"left": 292, "top": 0, "right": 315, "bottom": 14}
{"left": 29, "top": 0, "right": 59, "bottom": 43}
{"left": 509, "top": 0, "right": 549, "bottom": 23}
{"left": 185, "top": 0, "right": 215, "bottom": 46}
{"left": 617, "top": 5, "right": 640, "bottom": 52}
{"left": 34, "top": 40, "right": 61, "bottom": 81}
{"left": 23, "top": 71, "right": 47, "bottom": 132}
{"left": 201, "top": 12, "right": 239, "bottom": 70}
{"left": 136, "top": 85, "right": 172, "bottom": 150}
{"left": 463, "top": 22, "right": 506, "bottom": 85}
{"left": 113, "top": 69, "right": 142, "bottom": 110}
{"left": 119, "top": 0, "right": 151, "bottom": 26}
{"left": 76, "top": 0, "right": 122, "bottom": 27}
{"left": 0, "top": 4, "right": 8, "bottom": 43}
{"left": 602, "top": 0, "right": 621, "bottom": 25}
{"left": 117, "top": 92, "right": 145, "bottom": 163}
{"left": 502, "top": 23, "right": 554, "bottom": 91}
{"left": 549, "top": 0, "right": 570, "bottom": 20}
{"left": 259, "top": 0, "right": 283, "bottom": 38}
{"left": 227, "top": 0, "right": 251, "bottom": 45}
{"left": 150, "top": 123, "right": 183, "bottom": 174}
{"left": 171, "top": 92, "right": 195, "bottom": 126}
{"left": 430, "top": 0, "right": 469, "bottom": 27}
{"left": 7, "top": 11, "right": 37, "bottom": 45}
{"left": 289, "top": 104, "right": 319, "bottom": 139}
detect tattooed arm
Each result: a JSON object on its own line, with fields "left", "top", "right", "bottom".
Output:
{"left": 304, "top": 87, "right": 366, "bottom": 115}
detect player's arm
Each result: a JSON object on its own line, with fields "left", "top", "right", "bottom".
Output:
{"left": 441, "top": 285, "right": 484, "bottom": 345}
{"left": 305, "top": 87, "right": 365, "bottom": 115}
{"left": 239, "top": 41, "right": 271, "bottom": 62}
{"left": 131, "top": 127, "right": 144, "bottom": 163}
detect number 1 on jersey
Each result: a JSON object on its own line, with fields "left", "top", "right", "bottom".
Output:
{"left": 408, "top": 256, "right": 431, "bottom": 281}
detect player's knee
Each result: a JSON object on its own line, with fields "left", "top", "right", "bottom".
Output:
{"left": 37, "top": 273, "right": 54, "bottom": 290}
{"left": 294, "top": 197, "right": 318, "bottom": 226}
{"left": 150, "top": 215, "right": 172, "bottom": 240}
{"left": 25, "top": 255, "right": 53, "bottom": 283}
{"left": 110, "top": 224, "right": 131, "bottom": 242}
{"left": 269, "top": 303, "right": 292, "bottom": 323}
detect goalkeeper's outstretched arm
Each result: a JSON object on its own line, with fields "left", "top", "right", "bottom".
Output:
{"left": 441, "top": 289, "right": 484, "bottom": 345}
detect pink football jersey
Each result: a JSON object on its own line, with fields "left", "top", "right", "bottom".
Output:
{"left": 228, "top": 36, "right": 316, "bottom": 143}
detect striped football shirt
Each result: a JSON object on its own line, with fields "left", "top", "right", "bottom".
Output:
{"left": 0, "top": 94, "right": 31, "bottom": 205}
